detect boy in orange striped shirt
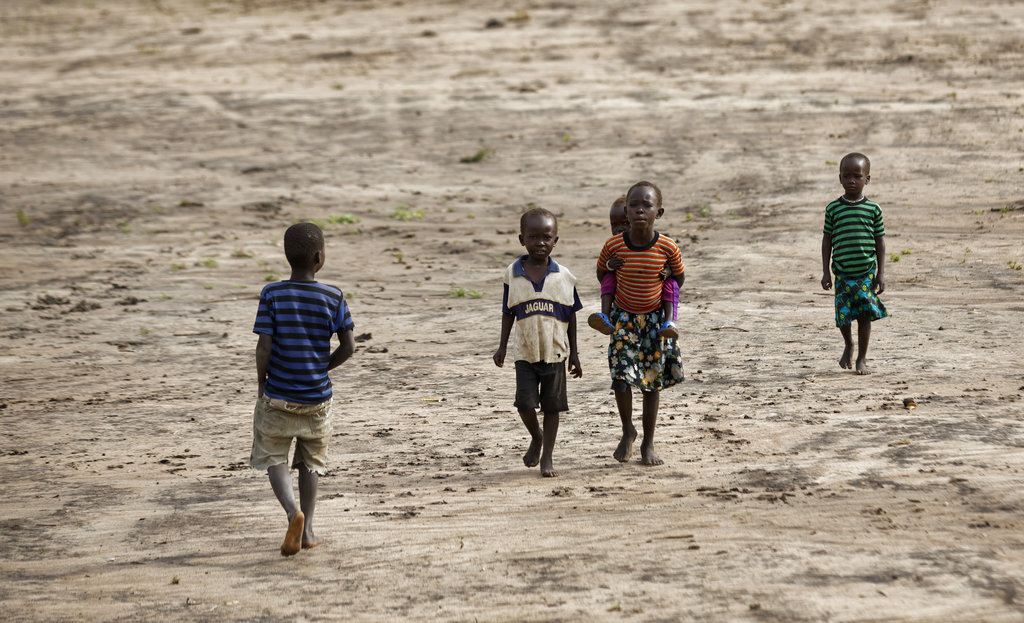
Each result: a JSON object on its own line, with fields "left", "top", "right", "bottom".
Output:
{"left": 594, "top": 181, "right": 686, "bottom": 466}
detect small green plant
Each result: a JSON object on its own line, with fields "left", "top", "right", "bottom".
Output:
{"left": 393, "top": 251, "right": 404, "bottom": 263}
{"left": 231, "top": 249, "right": 254, "bottom": 258}
{"left": 203, "top": 284, "right": 214, "bottom": 290}
{"left": 467, "top": 212, "right": 475, "bottom": 219}
{"left": 312, "top": 213, "right": 360, "bottom": 228}
{"left": 264, "top": 273, "right": 281, "bottom": 282}
{"left": 170, "top": 263, "right": 186, "bottom": 272}
{"left": 197, "top": 258, "right": 218, "bottom": 268}
{"left": 1009, "top": 260, "right": 1023, "bottom": 271}
{"left": 117, "top": 219, "right": 132, "bottom": 233}
{"left": 390, "top": 205, "right": 424, "bottom": 221}
{"left": 450, "top": 285, "right": 484, "bottom": 299}
{"left": 685, "top": 213, "right": 693, "bottom": 221}
{"left": 459, "top": 148, "right": 493, "bottom": 163}
{"left": 825, "top": 160, "right": 838, "bottom": 166}
{"left": 140, "top": 327, "right": 151, "bottom": 335}
{"left": 16, "top": 209, "right": 29, "bottom": 227}
{"left": 171, "top": 576, "right": 180, "bottom": 585}
{"left": 890, "top": 253, "right": 901, "bottom": 262}
{"left": 900, "top": 249, "right": 912, "bottom": 256}
{"left": 698, "top": 205, "right": 710, "bottom": 218}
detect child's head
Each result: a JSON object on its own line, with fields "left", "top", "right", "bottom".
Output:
{"left": 609, "top": 196, "right": 629, "bottom": 235}
{"left": 284, "top": 222, "right": 325, "bottom": 271}
{"left": 625, "top": 181, "right": 664, "bottom": 229}
{"left": 839, "top": 152, "right": 871, "bottom": 199}
{"left": 519, "top": 207, "right": 558, "bottom": 262}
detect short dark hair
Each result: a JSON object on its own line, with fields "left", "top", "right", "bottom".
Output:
{"left": 611, "top": 195, "right": 627, "bottom": 211}
{"left": 520, "top": 206, "right": 557, "bottom": 233}
{"left": 626, "top": 180, "right": 663, "bottom": 209}
{"left": 283, "top": 222, "right": 324, "bottom": 269}
{"left": 840, "top": 152, "right": 870, "bottom": 172}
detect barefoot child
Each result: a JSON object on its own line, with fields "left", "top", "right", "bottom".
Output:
{"left": 252, "top": 222, "right": 355, "bottom": 555}
{"left": 596, "top": 181, "right": 685, "bottom": 466}
{"left": 588, "top": 195, "right": 680, "bottom": 339}
{"left": 493, "top": 207, "right": 583, "bottom": 477}
{"left": 820, "top": 152, "right": 887, "bottom": 375}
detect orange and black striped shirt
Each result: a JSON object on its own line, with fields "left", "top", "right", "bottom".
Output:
{"left": 597, "top": 232, "right": 684, "bottom": 313}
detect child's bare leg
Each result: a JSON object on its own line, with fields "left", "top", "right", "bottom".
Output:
{"left": 297, "top": 463, "right": 322, "bottom": 549}
{"left": 613, "top": 389, "right": 637, "bottom": 462}
{"left": 518, "top": 409, "right": 543, "bottom": 468}
{"left": 855, "top": 315, "right": 872, "bottom": 375}
{"left": 268, "top": 464, "right": 303, "bottom": 556}
{"left": 640, "top": 391, "right": 663, "bottom": 466}
{"left": 838, "top": 324, "right": 854, "bottom": 369}
{"left": 540, "top": 411, "right": 559, "bottom": 478}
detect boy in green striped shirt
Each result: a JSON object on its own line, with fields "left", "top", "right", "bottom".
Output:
{"left": 820, "top": 153, "right": 887, "bottom": 375}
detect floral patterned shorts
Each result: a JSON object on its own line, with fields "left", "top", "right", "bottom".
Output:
{"left": 835, "top": 267, "right": 888, "bottom": 327}
{"left": 607, "top": 307, "right": 684, "bottom": 393}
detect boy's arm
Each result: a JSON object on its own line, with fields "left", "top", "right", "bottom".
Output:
{"left": 567, "top": 313, "right": 582, "bottom": 378}
{"left": 820, "top": 233, "right": 833, "bottom": 290}
{"left": 328, "top": 329, "right": 355, "bottom": 370}
{"left": 255, "top": 333, "right": 272, "bottom": 397}
{"left": 493, "top": 312, "right": 515, "bottom": 367}
{"left": 874, "top": 235, "right": 886, "bottom": 294}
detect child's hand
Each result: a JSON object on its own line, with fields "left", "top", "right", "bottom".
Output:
{"left": 658, "top": 263, "right": 672, "bottom": 280}
{"left": 568, "top": 353, "right": 583, "bottom": 378}
{"left": 607, "top": 255, "right": 624, "bottom": 271}
{"left": 493, "top": 346, "right": 506, "bottom": 367}
{"left": 821, "top": 273, "right": 832, "bottom": 290}
{"left": 874, "top": 274, "right": 885, "bottom": 295}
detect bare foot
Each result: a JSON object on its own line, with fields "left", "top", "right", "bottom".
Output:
{"left": 855, "top": 359, "right": 871, "bottom": 375}
{"left": 280, "top": 510, "right": 304, "bottom": 557}
{"left": 640, "top": 443, "right": 664, "bottom": 466}
{"left": 540, "top": 458, "right": 558, "bottom": 478}
{"left": 523, "top": 436, "right": 542, "bottom": 468}
{"left": 302, "top": 537, "right": 324, "bottom": 550}
{"left": 614, "top": 429, "right": 637, "bottom": 462}
{"left": 839, "top": 344, "right": 853, "bottom": 369}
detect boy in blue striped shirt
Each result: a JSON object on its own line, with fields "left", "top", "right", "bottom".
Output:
{"left": 252, "top": 222, "right": 355, "bottom": 555}
{"left": 821, "top": 153, "right": 887, "bottom": 375}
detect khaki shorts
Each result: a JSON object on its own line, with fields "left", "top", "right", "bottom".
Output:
{"left": 250, "top": 395, "right": 332, "bottom": 475}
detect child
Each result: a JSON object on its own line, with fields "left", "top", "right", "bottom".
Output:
{"left": 493, "top": 207, "right": 583, "bottom": 478}
{"left": 596, "top": 181, "right": 685, "bottom": 466}
{"left": 820, "top": 152, "right": 887, "bottom": 375}
{"left": 251, "top": 222, "right": 355, "bottom": 556}
{"left": 588, "top": 195, "right": 680, "bottom": 339}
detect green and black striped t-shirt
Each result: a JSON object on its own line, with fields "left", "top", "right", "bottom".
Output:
{"left": 823, "top": 197, "right": 885, "bottom": 277}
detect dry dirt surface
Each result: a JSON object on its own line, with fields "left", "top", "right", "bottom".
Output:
{"left": 2, "top": 1, "right": 1024, "bottom": 621}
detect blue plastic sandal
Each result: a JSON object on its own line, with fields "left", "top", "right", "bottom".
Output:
{"left": 588, "top": 313, "right": 615, "bottom": 335}
{"left": 657, "top": 320, "right": 679, "bottom": 340}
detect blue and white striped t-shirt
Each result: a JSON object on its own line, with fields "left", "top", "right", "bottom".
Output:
{"left": 254, "top": 280, "right": 354, "bottom": 404}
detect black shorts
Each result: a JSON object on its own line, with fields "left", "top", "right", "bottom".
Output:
{"left": 513, "top": 360, "right": 568, "bottom": 414}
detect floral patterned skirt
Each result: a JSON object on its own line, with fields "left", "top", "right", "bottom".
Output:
{"left": 607, "top": 307, "right": 684, "bottom": 393}
{"left": 835, "top": 267, "right": 888, "bottom": 327}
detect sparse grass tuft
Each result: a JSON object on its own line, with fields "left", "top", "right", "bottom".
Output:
{"left": 197, "top": 258, "right": 218, "bottom": 268}
{"left": 312, "top": 213, "right": 360, "bottom": 228}
{"left": 459, "top": 148, "right": 493, "bottom": 163}
{"left": 16, "top": 209, "right": 30, "bottom": 227}
{"left": 450, "top": 285, "right": 484, "bottom": 299}
{"left": 391, "top": 205, "right": 424, "bottom": 221}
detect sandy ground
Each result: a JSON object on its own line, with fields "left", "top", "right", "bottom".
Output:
{"left": 2, "top": 1, "right": 1024, "bottom": 621}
